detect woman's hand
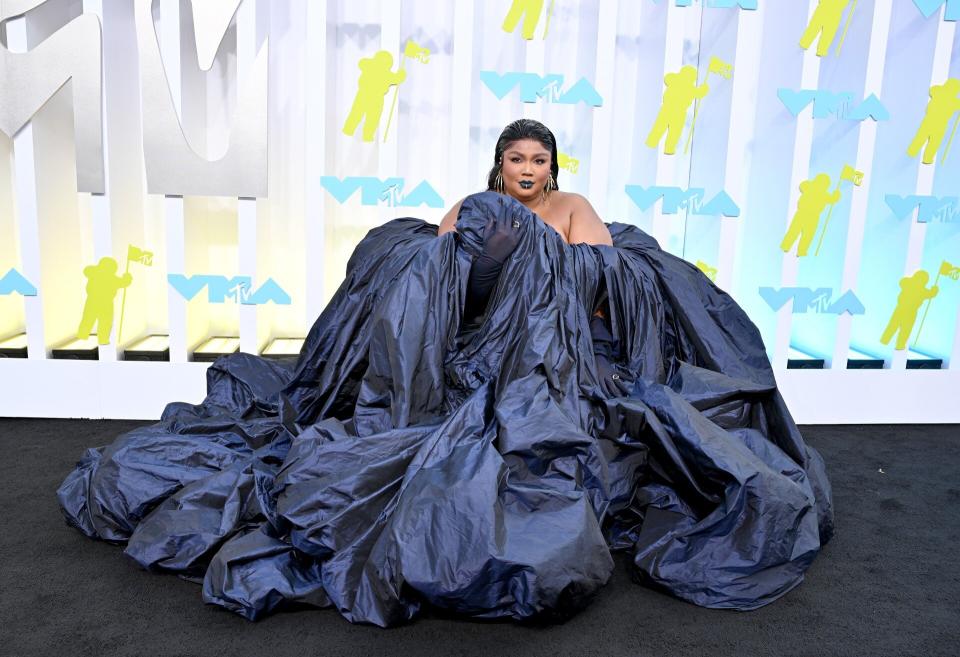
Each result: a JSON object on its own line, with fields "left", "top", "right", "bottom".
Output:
{"left": 462, "top": 203, "right": 524, "bottom": 326}
{"left": 479, "top": 203, "right": 523, "bottom": 263}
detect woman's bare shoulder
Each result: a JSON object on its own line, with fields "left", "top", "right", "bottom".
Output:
{"left": 556, "top": 190, "right": 589, "bottom": 205}
{"left": 564, "top": 192, "right": 613, "bottom": 246}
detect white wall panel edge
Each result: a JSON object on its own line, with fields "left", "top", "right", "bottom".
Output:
{"left": 775, "top": 369, "right": 960, "bottom": 424}
{"left": 1, "top": 361, "right": 956, "bottom": 424}
{"left": 0, "top": 360, "right": 210, "bottom": 419}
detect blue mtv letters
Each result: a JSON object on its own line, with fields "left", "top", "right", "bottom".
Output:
{"left": 167, "top": 275, "right": 291, "bottom": 305}
{"left": 759, "top": 287, "right": 865, "bottom": 315}
{"left": 886, "top": 195, "right": 960, "bottom": 223}
{"left": 479, "top": 71, "right": 603, "bottom": 106}
{"left": 320, "top": 177, "right": 444, "bottom": 208}
{"left": 625, "top": 185, "right": 740, "bottom": 217}
{"left": 778, "top": 89, "right": 889, "bottom": 121}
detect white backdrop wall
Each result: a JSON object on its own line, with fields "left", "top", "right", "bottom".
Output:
{"left": 1, "top": 0, "right": 959, "bottom": 422}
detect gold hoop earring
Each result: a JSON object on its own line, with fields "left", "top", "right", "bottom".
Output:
{"left": 494, "top": 166, "right": 504, "bottom": 194}
{"left": 541, "top": 174, "right": 556, "bottom": 203}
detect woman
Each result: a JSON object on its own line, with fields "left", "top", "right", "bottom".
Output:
{"left": 442, "top": 119, "right": 627, "bottom": 392}
{"left": 438, "top": 119, "right": 612, "bottom": 247}
{"left": 57, "top": 119, "right": 834, "bottom": 628}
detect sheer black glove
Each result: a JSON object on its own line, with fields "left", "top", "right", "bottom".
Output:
{"left": 463, "top": 205, "right": 523, "bottom": 325}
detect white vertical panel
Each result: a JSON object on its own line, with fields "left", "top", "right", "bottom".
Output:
{"left": 650, "top": 2, "right": 688, "bottom": 252}
{"left": 88, "top": 193, "right": 112, "bottom": 265}
{"left": 951, "top": 304, "right": 960, "bottom": 369}
{"left": 587, "top": 0, "right": 617, "bottom": 219}
{"left": 448, "top": 0, "right": 475, "bottom": 205}
{"left": 772, "top": 0, "right": 819, "bottom": 370}
{"left": 160, "top": 0, "right": 186, "bottom": 362}
{"left": 7, "top": 17, "right": 46, "bottom": 360}
{"left": 237, "top": 0, "right": 257, "bottom": 354}
{"left": 160, "top": 0, "right": 182, "bottom": 119}
{"left": 305, "top": 0, "right": 327, "bottom": 323}
{"left": 238, "top": 197, "right": 257, "bottom": 354}
{"left": 91, "top": 192, "right": 117, "bottom": 360}
{"left": 717, "top": 2, "right": 764, "bottom": 294}
{"left": 379, "top": 0, "right": 401, "bottom": 184}
{"left": 604, "top": 0, "right": 642, "bottom": 225}
{"left": 522, "top": 22, "right": 545, "bottom": 123}
{"left": 12, "top": 126, "right": 45, "bottom": 360}
{"left": 831, "top": 0, "right": 892, "bottom": 370}
{"left": 81, "top": 0, "right": 111, "bottom": 262}
{"left": 165, "top": 196, "right": 187, "bottom": 362}
{"left": 891, "top": 16, "right": 956, "bottom": 370}
{"left": 83, "top": 0, "right": 116, "bottom": 361}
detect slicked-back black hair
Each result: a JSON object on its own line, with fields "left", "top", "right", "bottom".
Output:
{"left": 485, "top": 119, "right": 560, "bottom": 192}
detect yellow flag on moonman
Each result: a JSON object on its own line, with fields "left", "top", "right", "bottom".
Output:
{"left": 128, "top": 245, "right": 154, "bottom": 266}
{"left": 840, "top": 164, "right": 865, "bottom": 186}
{"left": 403, "top": 39, "right": 430, "bottom": 63}
{"left": 708, "top": 55, "right": 733, "bottom": 79}
{"left": 940, "top": 260, "right": 960, "bottom": 279}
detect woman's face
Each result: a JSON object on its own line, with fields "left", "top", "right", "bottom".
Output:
{"left": 500, "top": 139, "right": 552, "bottom": 204}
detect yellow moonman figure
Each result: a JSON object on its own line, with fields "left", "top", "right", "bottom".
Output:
{"left": 76, "top": 257, "right": 133, "bottom": 345}
{"left": 342, "top": 50, "right": 407, "bottom": 143}
{"left": 645, "top": 65, "right": 709, "bottom": 156}
{"left": 502, "top": 0, "right": 545, "bottom": 40}
{"left": 780, "top": 173, "right": 841, "bottom": 257}
{"left": 907, "top": 78, "right": 960, "bottom": 165}
{"left": 880, "top": 271, "right": 939, "bottom": 351}
{"left": 799, "top": 0, "right": 851, "bottom": 57}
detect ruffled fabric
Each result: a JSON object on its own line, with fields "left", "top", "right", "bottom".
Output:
{"left": 58, "top": 191, "right": 833, "bottom": 626}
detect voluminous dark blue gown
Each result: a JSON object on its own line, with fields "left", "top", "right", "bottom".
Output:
{"left": 57, "top": 191, "right": 834, "bottom": 627}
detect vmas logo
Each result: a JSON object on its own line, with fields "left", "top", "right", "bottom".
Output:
{"left": 480, "top": 72, "right": 603, "bottom": 106}
{"left": 759, "top": 287, "right": 864, "bottom": 315}
{"left": 886, "top": 195, "right": 960, "bottom": 223}
{"left": 778, "top": 90, "right": 889, "bottom": 121}
{"left": 320, "top": 177, "right": 444, "bottom": 208}
{"left": 168, "top": 275, "right": 291, "bottom": 305}
{"left": 625, "top": 185, "right": 740, "bottom": 217}
{"left": 0, "top": 269, "right": 37, "bottom": 296}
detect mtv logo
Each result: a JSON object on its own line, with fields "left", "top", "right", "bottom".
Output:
{"left": 759, "top": 287, "right": 864, "bottom": 315}
{"left": 226, "top": 280, "right": 252, "bottom": 303}
{"left": 320, "top": 177, "right": 444, "bottom": 208}
{"left": 558, "top": 152, "right": 580, "bottom": 174}
{"left": 625, "top": 185, "right": 740, "bottom": 217}
{"left": 886, "top": 195, "right": 960, "bottom": 223}
{"left": 479, "top": 71, "right": 603, "bottom": 106}
{"left": 778, "top": 89, "right": 889, "bottom": 121}
{"left": 168, "top": 275, "right": 291, "bottom": 305}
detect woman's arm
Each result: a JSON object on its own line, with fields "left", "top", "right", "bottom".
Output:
{"left": 438, "top": 198, "right": 465, "bottom": 236}
{"left": 568, "top": 193, "right": 613, "bottom": 246}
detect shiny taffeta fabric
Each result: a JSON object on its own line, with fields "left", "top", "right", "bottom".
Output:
{"left": 58, "top": 192, "right": 834, "bottom": 627}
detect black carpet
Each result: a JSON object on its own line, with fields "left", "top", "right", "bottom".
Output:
{"left": 1, "top": 419, "right": 957, "bottom": 657}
